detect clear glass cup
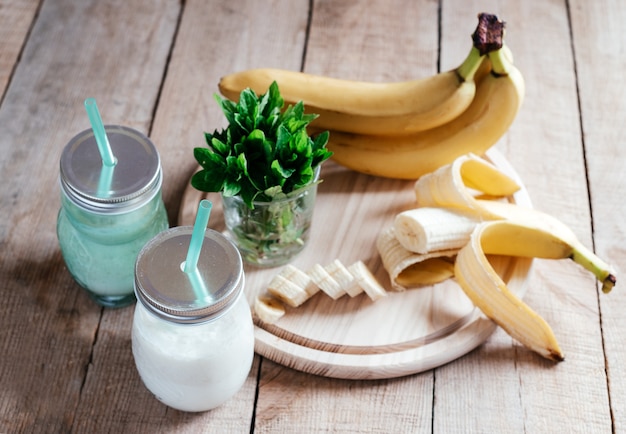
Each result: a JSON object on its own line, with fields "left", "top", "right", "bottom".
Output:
{"left": 221, "top": 170, "right": 320, "bottom": 268}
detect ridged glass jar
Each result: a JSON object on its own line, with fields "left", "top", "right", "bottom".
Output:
{"left": 57, "top": 125, "right": 169, "bottom": 307}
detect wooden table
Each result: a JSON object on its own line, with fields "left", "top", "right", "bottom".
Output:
{"left": 1, "top": 0, "right": 624, "bottom": 432}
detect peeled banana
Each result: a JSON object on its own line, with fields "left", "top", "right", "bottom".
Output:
{"left": 413, "top": 152, "right": 520, "bottom": 210}
{"left": 380, "top": 152, "right": 617, "bottom": 361}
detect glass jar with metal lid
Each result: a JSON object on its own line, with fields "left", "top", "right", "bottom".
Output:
{"left": 56, "top": 125, "right": 169, "bottom": 308}
{"left": 131, "top": 226, "right": 254, "bottom": 412}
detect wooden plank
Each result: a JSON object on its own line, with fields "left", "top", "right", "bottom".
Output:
{"left": 250, "top": 0, "right": 440, "bottom": 430}
{"left": 72, "top": 308, "right": 261, "bottom": 433}
{"left": 111, "top": 0, "right": 311, "bottom": 431}
{"left": 154, "top": 0, "right": 312, "bottom": 226}
{"left": 0, "top": 0, "right": 39, "bottom": 98}
{"left": 434, "top": 1, "right": 612, "bottom": 432}
{"left": 255, "top": 359, "right": 433, "bottom": 433}
{"left": 569, "top": 0, "right": 626, "bottom": 431}
{"left": 0, "top": 0, "right": 180, "bottom": 431}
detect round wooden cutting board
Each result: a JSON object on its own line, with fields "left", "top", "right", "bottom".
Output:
{"left": 178, "top": 150, "right": 533, "bottom": 380}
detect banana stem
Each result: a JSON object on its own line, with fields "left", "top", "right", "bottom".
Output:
{"left": 488, "top": 48, "right": 514, "bottom": 76}
{"left": 472, "top": 13, "right": 505, "bottom": 55}
{"left": 456, "top": 46, "right": 485, "bottom": 82}
{"left": 570, "top": 242, "right": 617, "bottom": 293}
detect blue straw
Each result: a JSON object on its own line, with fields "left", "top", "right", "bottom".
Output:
{"left": 96, "top": 163, "right": 115, "bottom": 198}
{"left": 184, "top": 200, "right": 213, "bottom": 274}
{"left": 187, "top": 267, "right": 210, "bottom": 301}
{"left": 84, "top": 98, "right": 116, "bottom": 167}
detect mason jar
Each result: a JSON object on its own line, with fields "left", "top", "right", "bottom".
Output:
{"left": 131, "top": 226, "right": 254, "bottom": 412}
{"left": 57, "top": 125, "right": 169, "bottom": 308}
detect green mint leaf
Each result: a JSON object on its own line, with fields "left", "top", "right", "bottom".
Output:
{"left": 266, "top": 82, "right": 284, "bottom": 114}
{"left": 192, "top": 80, "right": 332, "bottom": 201}
{"left": 216, "top": 95, "right": 237, "bottom": 125}
{"left": 194, "top": 147, "right": 224, "bottom": 170}
{"left": 191, "top": 168, "right": 225, "bottom": 193}
{"left": 222, "top": 179, "right": 241, "bottom": 197}
{"left": 271, "top": 159, "right": 295, "bottom": 179}
{"left": 239, "top": 89, "right": 259, "bottom": 129}
{"left": 210, "top": 136, "right": 230, "bottom": 157}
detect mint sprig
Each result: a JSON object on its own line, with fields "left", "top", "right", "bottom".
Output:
{"left": 192, "top": 81, "right": 332, "bottom": 208}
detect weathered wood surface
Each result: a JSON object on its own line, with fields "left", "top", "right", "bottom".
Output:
{"left": 0, "top": 0, "right": 623, "bottom": 433}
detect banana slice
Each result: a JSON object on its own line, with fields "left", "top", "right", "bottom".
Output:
{"left": 281, "top": 264, "right": 319, "bottom": 297}
{"left": 254, "top": 294, "right": 286, "bottom": 324}
{"left": 325, "top": 259, "right": 363, "bottom": 297}
{"left": 267, "top": 274, "right": 310, "bottom": 307}
{"left": 308, "top": 263, "right": 345, "bottom": 299}
{"left": 393, "top": 206, "right": 481, "bottom": 254}
{"left": 347, "top": 261, "right": 387, "bottom": 301}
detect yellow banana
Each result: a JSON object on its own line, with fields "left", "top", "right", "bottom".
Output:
{"left": 219, "top": 47, "right": 484, "bottom": 136}
{"left": 217, "top": 14, "right": 512, "bottom": 136}
{"left": 324, "top": 46, "right": 525, "bottom": 179}
{"left": 455, "top": 218, "right": 616, "bottom": 361}
{"left": 476, "top": 202, "right": 617, "bottom": 293}
{"left": 454, "top": 223, "right": 563, "bottom": 361}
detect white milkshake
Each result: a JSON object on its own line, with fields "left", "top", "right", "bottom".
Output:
{"left": 132, "top": 292, "right": 254, "bottom": 411}
{"left": 131, "top": 226, "right": 254, "bottom": 412}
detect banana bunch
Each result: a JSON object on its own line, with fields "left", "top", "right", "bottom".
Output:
{"left": 218, "top": 13, "right": 524, "bottom": 180}
{"left": 378, "top": 153, "right": 617, "bottom": 361}
{"left": 254, "top": 260, "right": 387, "bottom": 324}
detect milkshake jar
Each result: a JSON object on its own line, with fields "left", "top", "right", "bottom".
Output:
{"left": 131, "top": 225, "right": 254, "bottom": 412}
{"left": 57, "top": 124, "right": 169, "bottom": 307}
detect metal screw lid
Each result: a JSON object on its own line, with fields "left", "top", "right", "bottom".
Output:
{"left": 134, "top": 226, "right": 245, "bottom": 324}
{"left": 59, "top": 125, "right": 162, "bottom": 213}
